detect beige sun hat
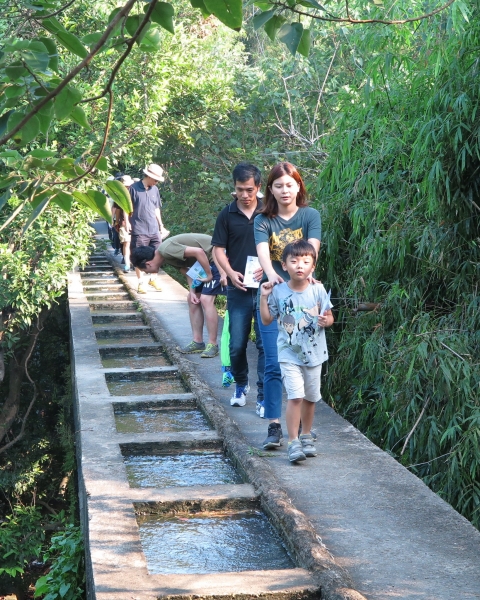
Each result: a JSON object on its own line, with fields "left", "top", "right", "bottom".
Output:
{"left": 143, "top": 163, "right": 165, "bottom": 182}
{"left": 119, "top": 175, "right": 134, "bottom": 187}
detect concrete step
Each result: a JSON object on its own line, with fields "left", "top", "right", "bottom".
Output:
{"left": 82, "top": 283, "right": 124, "bottom": 290}
{"left": 97, "top": 342, "right": 162, "bottom": 351}
{"left": 103, "top": 366, "right": 178, "bottom": 375}
{"left": 81, "top": 265, "right": 113, "bottom": 271}
{"left": 94, "top": 325, "right": 151, "bottom": 334}
{"left": 89, "top": 301, "right": 136, "bottom": 311}
{"left": 127, "top": 482, "right": 258, "bottom": 503}
{"left": 82, "top": 276, "right": 119, "bottom": 288}
{"left": 87, "top": 292, "right": 130, "bottom": 300}
{"left": 95, "top": 327, "right": 153, "bottom": 341}
{"left": 91, "top": 312, "right": 142, "bottom": 323}
{"left": 109, "top": 393, "right": 196, "bottom": 404}
{"left": 115, "top": 430, "right": 222, "bottom": 447}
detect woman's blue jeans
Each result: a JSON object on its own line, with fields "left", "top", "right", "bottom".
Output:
{"left": 257, "top": 310, "right": 282, "bottom": 420}
{"left": 227, "top": 287, "right": 264, "bottom": 402}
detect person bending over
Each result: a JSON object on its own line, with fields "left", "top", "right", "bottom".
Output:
{"left": 131, "top": 233, "right": 226, "bottom": 358}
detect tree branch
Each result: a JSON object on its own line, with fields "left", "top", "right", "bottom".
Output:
{"left": 401, "top": 396, "right": 430, "bottom": 456}
{"left": 0, "top": 308, "right": 50, "bottom": 451}
{"left": 0, "top": 310, "right": 5, "bottom": 384}
{"left": 80, "top": 0, "right": 159, "bottom": 105}
{"left": 48, "top": 89, "right": 114, "bottom": 186}
{"left": 271, "top": 0, "right": 457, "bottom": 25}
{"left": 48, "top": 1, "right": 159, "bottom": 186}
{"left": 0, "top": 0, "right": 138, "bottom": 147}
{"left": 32, "top": 0, "right": 77, "bottom": 19}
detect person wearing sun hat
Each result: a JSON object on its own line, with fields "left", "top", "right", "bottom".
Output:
{"left": 129, "top": 163, "right": 168, "bottom": 294}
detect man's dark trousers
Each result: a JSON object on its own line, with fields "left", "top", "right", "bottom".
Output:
{"left": 227, "top": 286, "right": 264, "bottom": 402}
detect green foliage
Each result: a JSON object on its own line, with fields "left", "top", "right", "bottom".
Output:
{"left": 0, "top": 506, "right": 44, "bottom": 579}
{"left": 0, "top": 301, "right": 84, "bottom": 596}
{"left": 0, "top": 203, "right": 93, "bottom": 351}
{"left": 0, "top": 301, "right": 78, "bottom": 512}
{"left": 314, "top": 7, "right": 480, "bottom": 527}
{"left": 34, "top": 525, "right": 84, "bottom": 600}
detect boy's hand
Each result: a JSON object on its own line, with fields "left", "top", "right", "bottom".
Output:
{"left": 260, "top": 282, "right": 274, "bottom": 296}
{"left": 317, "top": 311, "right": 334, "bottom": 328}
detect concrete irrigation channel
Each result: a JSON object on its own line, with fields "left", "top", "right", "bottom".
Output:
{"left": 70, "top": 249, "right": 358, "bottom": 600}
{"left": 69, "top": 228, "right": 480, "bottom": 600}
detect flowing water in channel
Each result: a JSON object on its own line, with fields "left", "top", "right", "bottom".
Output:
{"left": 114, "top": 406, "right": 211, "bottom": 434}
{"left": 137, "top": 510, "right": 294, "bottom": 574}
{"left": 81, "top": 251, "right": 303, "bottom": 585}
{"left": 93, "top": 321, "right": 144, "bottom": 328}
{"left": 124, "top": 451, "right": 242, "bottom": 487}
{"left": 96, "top": 334, "right": 155, "bottom": 346}
{"left": 106, "top": 376, "right": 186, "bottom": 396}
{"left": 101, "top": 354, "right": 171, "bottom": 369}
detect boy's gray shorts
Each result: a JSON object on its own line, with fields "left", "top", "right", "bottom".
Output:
{"left": 280, "top": 362, "right": 322, "bottom": 402}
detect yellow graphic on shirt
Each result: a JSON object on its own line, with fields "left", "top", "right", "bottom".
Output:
{"left": 269, "top": 228, "right": 304, "bottom": 261}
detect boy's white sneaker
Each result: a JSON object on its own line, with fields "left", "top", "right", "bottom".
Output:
{"left": 299, "top": 433, "right": 317, "bottom": 457}
{"left": 288, "top": 439, "right": 306, "bottom": 463}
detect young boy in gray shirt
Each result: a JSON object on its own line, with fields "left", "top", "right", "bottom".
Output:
{"left": 259, "top": 239, "right": 334, "bottom": 463}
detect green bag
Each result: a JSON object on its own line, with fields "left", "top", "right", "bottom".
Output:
{"left": 221, "top": 310, "right": 235, "bottom": 387}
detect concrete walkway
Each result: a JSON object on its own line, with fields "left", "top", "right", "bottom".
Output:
{"left": 110, "top": 249, "right": 480, "bottom": 600}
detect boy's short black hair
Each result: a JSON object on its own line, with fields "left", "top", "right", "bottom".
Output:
{"left": 131, "top": 245, "right": 155, "bottom": 270}
{"left": 282, "top": 239, "right": 317, "bottom": 263}
{"left": 232, "top": 163, "right": 261, "bottom": 187}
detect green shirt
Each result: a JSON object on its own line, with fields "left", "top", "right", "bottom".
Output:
{"left": 157, "top": 233, "right": 213, "bottom": 269}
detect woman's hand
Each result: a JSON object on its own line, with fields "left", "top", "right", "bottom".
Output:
{"left": 267, "top": 271, "right": 284, "bottom": 285}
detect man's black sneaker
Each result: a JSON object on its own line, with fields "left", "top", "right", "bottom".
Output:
{"left": 263, "top": 423, "right": 283, "bottom": 449}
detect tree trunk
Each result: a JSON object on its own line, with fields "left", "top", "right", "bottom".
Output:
{"left": 0, "top": 308, "right": 49, "bottom": 446}
{"left": 0, "top": 309, "right": 4, "bottom": 383}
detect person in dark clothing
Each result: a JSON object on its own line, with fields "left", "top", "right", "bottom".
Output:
{"left": 127, "top": 163, "right": 166, "bottom": 294}
{"left": 212, "top": 163, "right": 265, "bottom": 415}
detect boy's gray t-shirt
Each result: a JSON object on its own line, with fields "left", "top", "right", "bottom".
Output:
{"left": 267, "top": 282, "right": 332, "bottom": 367}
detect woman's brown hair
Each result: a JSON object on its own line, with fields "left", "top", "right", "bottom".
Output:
{"left": 261, "top": 162, "right": 308, "bottom": 218}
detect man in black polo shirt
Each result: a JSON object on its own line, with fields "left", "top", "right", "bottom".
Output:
{"left": 128, "top": 163, "right": 166, "bottom": 294}
{"left": 212, "top": 163, "right": 265, "bottom": 416}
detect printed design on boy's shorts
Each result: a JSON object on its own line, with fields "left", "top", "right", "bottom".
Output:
{"left": 278, "top": 294, "right": 322, "bottom": 364}
{"left": 269, "top": 228, "right": 303, "bottom": 261}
